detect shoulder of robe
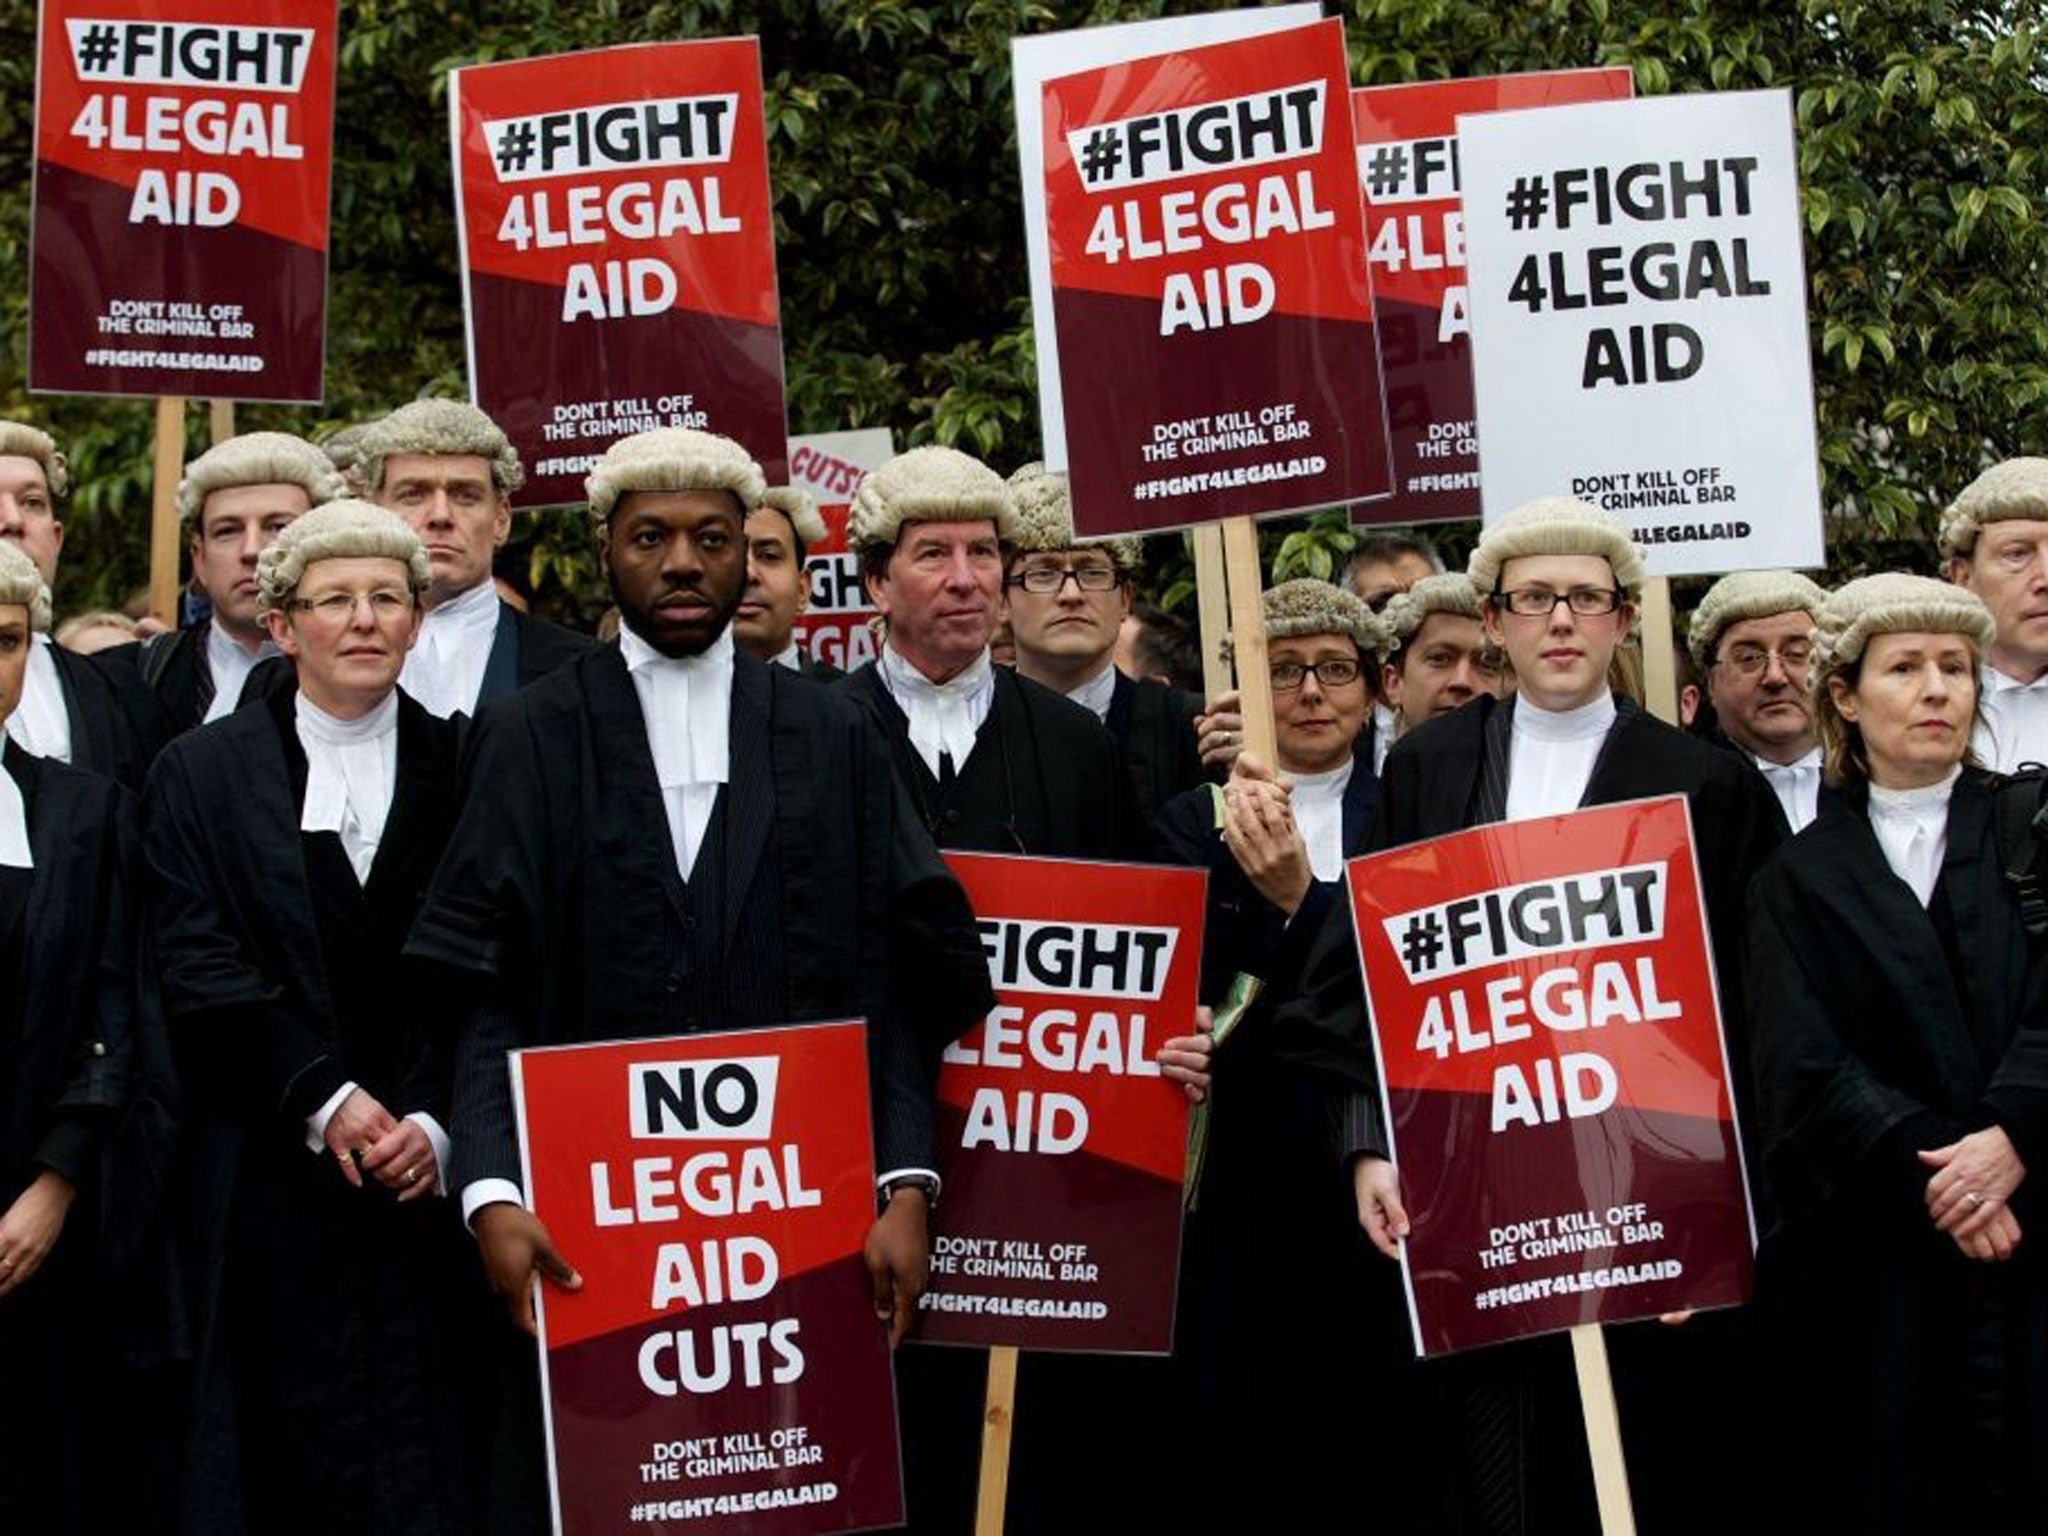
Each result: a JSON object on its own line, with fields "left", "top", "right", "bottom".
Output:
{"left": 512, "top": 605, "right": 597, "bottom": 669}
{"left": 1004, "top": 667, "right": 1116, "bottom": 749}
{"left": 1383, "top": 691, "right": 1493, "bottom": 770}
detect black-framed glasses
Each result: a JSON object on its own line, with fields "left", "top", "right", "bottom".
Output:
{"left": 1716, "top": 642, "right": 1812, "bottom": 678}
{"left": 1006, "top": 563, "right": 1121, "bottom": 594}
{"left": 1270, "top": 657, "right": 1363, "bottom": 691}
{"left": 1493, "top": 586, "right": 1626, "bottom": 618}
{"left": 287, "top": 589, "right": 414, "bottom": 620}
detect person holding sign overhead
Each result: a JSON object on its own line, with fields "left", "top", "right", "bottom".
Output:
{"left": 1686, "top": 569, "right": 1831, "bottom": 832}
{"left": 1942, "top": 458, "right": 2048, "bottom": 771}
{"left": 1282, "top": 498, "right": 1785, "bottom": 1534}
{"left": 1748, "top": 573, "right": 2048, "bottom": 1535}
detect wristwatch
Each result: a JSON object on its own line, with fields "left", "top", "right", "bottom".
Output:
{"left": 877, "top": 1173, "right": 940, "bottom": 1212}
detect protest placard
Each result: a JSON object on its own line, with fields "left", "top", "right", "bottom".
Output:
{"left": 512, "top": 1022, "right": 901, "bottom": 1535}
{"left": 786, "top": 428, "right": 892, "bottom": 675}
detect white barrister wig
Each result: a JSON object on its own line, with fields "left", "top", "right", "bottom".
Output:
{"left": 0, "top": 420, "right": 68, "bottom": 498}
{"left": 1938, "top": 458, "right": 2048, "bottom": 560}
{"left": 0, "top": 540, "right": 55, "bottom": 633}
{"left": 1005, "top": 462, "right": 1142, "bottom": 574}
{"left": 256, "top": 499, "right": 431, "bottom": 611}
{"left": 1810, "top": 572, "right": 1995, "bottom": 679}
{"left": 353, "top": 399, "right": 525, "bottom": 496}
{"left": 584, "top": 428, "right": 766, "bottom": 528}
{"left": 317, "top": 421, "right": 374, "bottom": 483}
{"left": 1382, "top": 573, "right": 1484, "bottom": 658}
{"left": 176, "top": 432, "right": 346, "bottom": 540}
{"left": 1467, "top": 496, "right": 1648, "bottom": 599}
{"left": 845, "top": 445, "right": 1018, "bottom": 553}
{"left": 1685, "top": 569, "right": 1830, "bottom": 671}
{"left": 759, "top": 486, "right": 828, "bottom": 551}
{"left": 1264, "top": 577, "right": 1392, "bottom": 653}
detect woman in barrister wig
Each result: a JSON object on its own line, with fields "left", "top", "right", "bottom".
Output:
{"left": 0, "top": 538, "right": 149, "bottom": 1531}
{"left": 1750, "top": 573, "right": 2048, "bottom": 1534}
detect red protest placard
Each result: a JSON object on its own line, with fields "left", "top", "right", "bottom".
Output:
{"left": 1040, "top": 18, "right": 1391, "bottom": 536}
{"left": 914, "top": 854, "right": 1202, "bottom": 1353}
{"left": 1351, "top": 68, "right": 1633, "bottom": 524}
{"left": 450, "top": 39, "right": 789, "bottom": 509}
{"left": 512, "top": 1022, "right": 901, "bottom": 1535}
{"left": 29, "top": 0, "right": 337, "bottom": 401}
{"left": 1347, "top": 797, "right": 1753, "bottom": 1356}
{"left": 787, "top": 429, "right": 892, "bottom": 675}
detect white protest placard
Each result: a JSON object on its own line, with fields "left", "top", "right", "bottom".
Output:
{"left": 1460, "top": 89, "right": 1824, "bottom": 578}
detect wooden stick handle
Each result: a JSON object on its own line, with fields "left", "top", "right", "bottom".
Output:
{"left": 1193, "top": 524, "right": 1232, "bottom": 699}
{"left": 973, "top": 1345, "right": 1020, "bottom": 1536}
{"left": 1639, "top": 575, "right": 1679, "bottom": 726}
{"left": 1569, "top": 1324, "right": 1637, "bottom": 1536}
{"left": 1220, "top": 516, "right": 1276, "bottom": 764}
{"left": 148, "top": 397, "right": 187, "bottom": 626}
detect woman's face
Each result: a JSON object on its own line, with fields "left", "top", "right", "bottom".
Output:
{"left": 0, "top": 606, "right": 31, "bottom": 727}
{"left": 1829, "top": 629, "right": 1978, "bottom": 790}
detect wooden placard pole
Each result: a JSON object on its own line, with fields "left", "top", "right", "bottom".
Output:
{"left": 208, "top": 399, "right": 236, "bottom": 447}
{"left": 973, "top": 1344, "right": 1020, "bottom": 1536}
{"left": 1569, "top": 1324, "right": 1638, "bottom": 1535}
{"left": 148, "top": 396, "right": 187, "bottom": 626}
{"left": 1219, "top": 515, "right": 1277, "bottom": 764}
{"left": 1639, "top": 575, "right": 1679, "bottom": 726}
{"left": 1192, "top": 523, "right": 1233, "bottom": 699}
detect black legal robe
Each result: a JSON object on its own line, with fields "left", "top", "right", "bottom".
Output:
{"left": 46, "top": 641, "right": 173, "bottom": 788}
{"left": 1277, "top": 693, "right": 1788, "bottom": 1536}
{"left": 126, "top": 623, "right": 281, "bottom": 733}
{"left": 1105, "top": 670, "right": 1205, "bottom": 827}
{"left": 1748, "top": 771, "right": 2048, "bottom": 1535}
{"left": 0, "top": 745, "right": 148, "bottom": 1533}
{"left": 795, "top": 648, "right": 844, "bottom": 683}
{"left": 1155, "top": 755, "right": 1401, "bottom": 1534}
{"left": 145, "top": 687, "right": 483, "bottom": 1536}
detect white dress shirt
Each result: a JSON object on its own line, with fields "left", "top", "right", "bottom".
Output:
{"left": 1067, "top": 660, "right": 1119, "bottom": 724}
{"left": 399, "top": 578, "right": 500, "bottom": 720}
{"left": 1291, "top": 761, "right": 1352, "bottom": 881}
{"left": 1866, "top": 767, "right": 1959, "bottom": 908}
{"left": 204, "top": 619, "right": 278, "bottom": 724}
{"left": 1371, "top": 702, "right": 1398, "bottom": 774}
{"left": 0, "top": 758, "right": 32, "bottom": 871}
{"left": 1753, "top": 745, "right": 1824, "bottom": 833}
{"left": 620, "top": 622, "right": 732, "bottom": 882}
{"left": 1505, "top": 693, "right": 1617, "bottom": 822}
{"left": 1972, "top": 665, "right": 2048, "bottom": 772}
{"left": 772, "top": 640, "right": 803, "bottom": 672}
{"left": 7, "top": 636, "right": 71, "bottom": 764}
{"left": 879, "top": 643, "right": 995, "bottom": 777}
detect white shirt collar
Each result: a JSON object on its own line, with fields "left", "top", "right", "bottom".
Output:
{"left": 1982, "top": 665, "right": 2048, "bottom": 696}
{"left": 6, "top": 636, "right": 71, "bottom": 764}
{"left": 1751, "top": 745, "right": 1824, "bottom": 833}
{"left": 1290, "top": 759, "right": 1352, "bottom": 883}
{"left": 619, "top": 623, "right": 733, "bottom": 881}
{"left": 1066, "top": 660, "right": 1119, "bottom": 723}
{"left": 879, "top": 643, "right": 995, "bottom": 778}
{"left": 1372, "top": 701, "right": 1398, "bottom": 772}
{"left": 295, "top": 690, "right": 401, "bottom": 884}
{"left": 0, "top": 754, "right": 33, "bottom": 871}
{"left": 1514, "top": 690, "right": 1618, "bottom": 742}
{"left": 772, "top": 640, "right": 803, "bottom": 672}
{"left": 399, "top": 578, "right": 499, "bottom": 719}
{"left": 203, "top": 618, "right": 277, "bottom": 724}
{"left": 1866, "top": 766, "right": 1960, "bottom": 907}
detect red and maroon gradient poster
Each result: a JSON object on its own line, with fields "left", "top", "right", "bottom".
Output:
{"left": 29, "top": 0, "right": 336, "bottom": 401}
{"left": 1039, "top": 19, "right": 1392, "bottom": 537}
{"left": 787, "top": 428, "right": 892, "bottom": 675}
{"left": 1347, "top": 797, "right": 1753, "bottom": 1357}
{"left": 914, "top": 854, "right": 1202, "bottom": 1353}
{"left": 1350, "top": 68, "right": 1632, "bottom": 525}
{"left": 450, "top": 39, "right": 789, "bottom": 509}
{"left": 511, "top": 1022, "right": 901, "bottom": 1535}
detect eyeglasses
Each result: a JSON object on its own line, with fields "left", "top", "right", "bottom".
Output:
{"left": 1006, "top": 563, "right": 1121, "bottom": 594}
{"left": 1270, "top": 657, "right": 1363, "bottom": 691}
{"left": 1492, "top": 586, "right": 1626, "bottom": 618}
{"left": 287, "top": 589, "right": 414, "bottom": 621}
{"left": 1716, "top": 642, "right": 1812, "bottom": 678}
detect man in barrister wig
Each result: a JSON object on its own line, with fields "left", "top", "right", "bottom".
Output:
{"left": 355, "top": 398, "right": 591, "bottom": 718}
{"left": 0, "top": 540, "right": 151, "bottom": 1532}
{"left": 146, "top": 502, "right": 482, "bottom": 1536}
{"left": 1281, "top": 498, "right": 1787, "bottom": 1535}
{"left": 841, "top": 445, "right": 1145, "bottom": 857}
{"left": 0, "top": 419, "right": 169, "bottom": 787}
{"left": 1002, "top": 462, "right": 1203, "bottom": 825}
{"left": 1155, "top": 578, "right": 1398, "bottom": 1533}
{"left": 734, "top": 484, "right": 842, "bottom": 678}
{"left": 1942, "top": 457, "right": 2048, "bottom": 770}
{"left": 1687, "top": 569, "right": 1831, "bottom": 831}
{"left": 136, "top": 431, "right": 343, "bottom": 732}
{"left": 402, "top": 427, "right": 994, "bottom": 1532}
{"left": 1378, "top": 571, "right": 1507, "bottom": 746}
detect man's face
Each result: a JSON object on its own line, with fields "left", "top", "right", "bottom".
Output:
{"left": 0, "top": 455, "right": 63, "bottom": 586}
{"left": 1950, "top": 519, "right": 2048, "bottom": 681}
{"left": 866, "top": 520, "right": 1003, "bottom": 680}
{"left": 1705, "top": 609, "right": 1817, "bottom": 762}
{"left": 265, "top": 556, "right": 421, "bottom": 715}
{"left": 733, "top": 506, "right": 810, "bottom": 661}
{"left": 191, "top": 482, "right": 310, "bottom": 633}
{"left": 0, "top": 607, "right": 32, "bottom": 725}
{"left": 1270, "top": 634, "right": 1370, "bottom": 774}
{"left": 1383, "top": 612, "right": 1502, "bottom": 732}
{"left": 376, "top": 452, "right": 510, "bottom": 603}
{"left": 1349, "top": 551, "right": 1434, "bottom": 610}
{"left": 1482, "top": 554, "right": 1631, "bottom": 713}
{"left": 603, "top": 489, "right": 747, "bottom": 658}
{"left": 1002, "top": 549, "right": 1130, "bottom": 675}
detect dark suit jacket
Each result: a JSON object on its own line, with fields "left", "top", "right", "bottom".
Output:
{"left": 476, "top": 601, "right": 593, "bottom": 710}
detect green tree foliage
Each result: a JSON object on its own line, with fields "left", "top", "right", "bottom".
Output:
{"left": 0, "top": 1, "right": 2041, "bottom": 618}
